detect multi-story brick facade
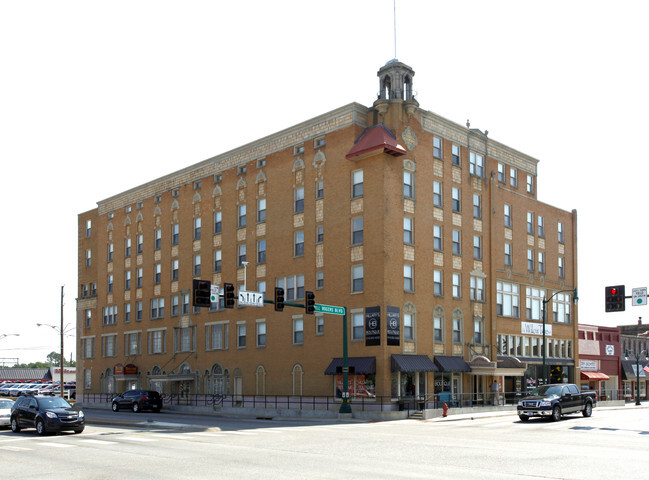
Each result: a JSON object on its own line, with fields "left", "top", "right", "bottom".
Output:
{"left": 77, "top": 60, "right": 578, "bottom": 408}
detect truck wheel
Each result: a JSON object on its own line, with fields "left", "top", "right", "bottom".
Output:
{"left": 519, "top": 415, "right": 530, "bottom": 422}
{"left": 551, "top": 405, "right": 562, "bottom": 422}
{"left": 582, "top": 402, "right": 592, "bottom": 417}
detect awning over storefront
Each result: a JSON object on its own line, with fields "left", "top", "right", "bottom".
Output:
{"left": 391, "top": 354, "right": 438, "bottom": 372}
{"left": 468, "top": 355, "right": 497, "bottom": 375}
{"left": 581, "top": 371, "right": 610, "bottom": 380}
{"left": 434, "top": 356, "right": 471, "bottom": 372}
{"left": 324, "top": 357, "right": 376, "bottom": 375}
{"left": 622, "top": 360, "right": 647, "bottom": 381}
{"left": 495, "top": 357, "right": 527, "bottom": 376}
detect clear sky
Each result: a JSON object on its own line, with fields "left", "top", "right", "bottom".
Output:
{"left": 1, "top": 1, "right": 647, "bottom": 364}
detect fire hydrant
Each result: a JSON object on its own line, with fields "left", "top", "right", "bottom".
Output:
{"left": 442, "top": 402, "right": 449, "bottom": 417}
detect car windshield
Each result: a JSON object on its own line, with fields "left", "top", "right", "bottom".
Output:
{"left": 527, "top": 385, "right": 562, "bottom": 397}
{"left": 0, "top": 400, "right": 14, "bottom": 408}
{"left": 37, "top": 397, "right": 72, "bottom": 409}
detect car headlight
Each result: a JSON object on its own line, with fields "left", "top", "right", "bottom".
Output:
{"left": 45, "top": 411, "right": 58, "bottom": 419}
{"left": 539, "top": 401, "right": 552, "bottom": 407}
{"left": 517, "top": 401, "right": 523, "bottom": 407}
{"left": 78, "top": 410, "right": 84, "bottom": 418}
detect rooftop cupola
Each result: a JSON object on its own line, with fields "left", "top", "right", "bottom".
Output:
{"left": 373, "top": 59, "right": 419, "bottom": 124}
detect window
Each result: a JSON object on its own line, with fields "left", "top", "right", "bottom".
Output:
{"left": 452, "top": 144, "right": 460, "bottom": 165}
{"left": 237, "top": 165, "right": 247, "bottom": 175}
{"left": 155, "top": 229, "right": 161, "bottom": 250}
{"left": 433, "top": 225, "right": 443, "bottom": 251}
{"left": 125, "top": 238, "right": 131, "bottom": 258}
{"left": 136, "top": 268, "right": 143, "bottom": 288}
{"left": 404, "top": 264, "right": 414, "bottom": 292}
{"left": 214, "top": 249, "right": 222, "bottom": 273}
{"left": 276, "top": 275, "right": 305, "bottom": 300}
{"left": 171, "top": 224, "right": 179, "bottom": 245}
{"left": 194, "top": 181, "right": 201, "bottom": 190}
{"left": 352, "top": 313, "right": 364, "bottom": 340}
{"left": 294, "top": 144, "right": 305, "bottom": 155}
{"left": 294, "top": 231, "right": 304, "bottom": 257}
{"left": 352, "top": 170, "right": 363, "bottom": 198}
{"left": 314, "top": 137, "right": 326, "bottom": 148}
{"left": 238, "top": 205, "right": 246, "bottom": 228}
{"left": 504, "top": 205, "right": 512, "bottom": 228}
{"left": 469, "top": 152, "right": 484, "bottom": 177}
{"left": 558, "top": 222, "right": 565, "bottom": 243}
{"left": 150, "top": 329, "right": 165, "bottom": 354}
{"left": 526, "top": 287, "right": 545, "bottom": 321}
{"left": 107, "top": 275, "right": 113, "bottom": 293}
{"left": 137, "top": 234, "right": 143, "bottom": 254}
{"left": 510, "top": 168, "right": 518, "bottom": 188}
{"left": 527, "top": 212, "right": 534, "bottom": 234}
{"left": 434, "top": 315, "right": 443, "bottom": 342}
{"left": 294, "top": 187, "right": 304, "bottom": 213}
{"left": 207, "top": 323, "right": 228, "bottom": 350}
{"left": 85, "top": 310, "right": 92, "bottom": 329}
{"left": 154, "top": 264, "right": 161, "bottom": 284}
{"left": 107, "top": 243, "right": 113, "bottom": 263}
{"left": 257, "top": 198, "right": 266, "bottom": 223}
{"left": 316, "top": 315, "right": 324, "bottom": 335}
{"left": 434, "top": 270, "right": 443, "bottom": 296}
{"left": 83, "top": 337, "right": 94, "bottom": 359}
{"left": 471, "top": 277, "right": 484, "bottom": 302}
{"left": 433, "top": 137, "right": 442, "bottom": 159}
{"left": 497, "top": 163, "right": 505, "bottom": 183}
{"left": 86, "top": 219, "right": 92, "bottom": 237}
{"left": 553, "top": 293, "right": 572, "bottom": 324}
{"left": 403, "top": 217, "right": 413, "bottom": 244}
{"left": 452, "top": 188, "right": 461, "bottom": 212}
{"left": 102, "top": 305, "right": 117, "bottom": 325}
{"left": 172, "top": 295, "right": 179, "bottom": 316}
{"left": 504, "top": 243, "right": 512, "bottom": 266}
{"left": 473, "top": 236, "right": 482, "bottom": 260}
{"left": 403, "top": 171, "right": 414, "bottom": 199}
{"left": 537, "top": 216, "right": 544, "bottom": 237}
{"left": 433, "top": 181, "right": 442, "bottom": 207}
{"left": 194, "top": 218, "right": 201, "bottom": 240}
{"left": 452, "top": 230, "right": 461, "bottom": 255}
{"left": 452, "top": 318, "right": 462, "bottom": 343}
{"left": 257, "top": 321, "right": 267, "bottom": 347}
{"left": 257, "top": 240, "right": 266, "bottom": 264}
{"left": 352, "top": 265, "right": 364, "bottom": 292}
{"left": 126, "top": 332, "right": 140, "bottom": 355}
{"left": 257, "top": 158, "right": 266, "bottom": 168}
{"left": 214, "top": 211, "right": 222, "bottom": 234}
{"left": 538, "top": 252, "right": 545, "bottom": 274}
{"left": 473, "top": 194, "right": 481, "bottom": 219}
{"left": 214, "top": 174, "right": 222, "bottom": 183}
{"left": 403, "top": 313, "right": 414, "bottom": 341}
{"left": 527, "top": 175, "right": 534, "bottom": 194}
{"left": 103, "top": 334, "right": 116, "bottom": 357}
{"left": 238, "top": 244, "right": 246, "bottom": 267}
{"left": 125, "top": 271, "right": 131, "bottom": 290}
{"left": 85, "top": 249, "right": 91, "bottom": 267}
{"left": 171, "top": 260, "right": 179, "bottom": 281}
{"left": 352, "top": 217, "right": 363, "bottom": 245}
{"left": 192, "top": 255, "right": 201, "bottom": 277}
{"left": 452, "top": 273, "right": 461, "bottom": 298}
{"left": 151, "top": 298, "right": 165, "bottom": 319}
{"left": 237, "top": 323, "right": 246, "bottom": 348}
{"left": 497, "top": 282, "right": 520, "bottom": 317}
{"left": 316, "top": 181, "right": 324, "bottom": 199}
{"left": 136, "top": 301, "right": 142, "bottom": 321}
{"left": 316, "top": 226, "right": 324, "bottom": 244}
{"left": 474, "top": 317, "right": 483, "bottom": 344}
{"left": 527, "top": 249, "right": 534, "bottom": 272}
{"left": 316, "top": 271, "right": 324, "bottom": 289}
{"left": 293, "top": 318, "right": 304, "bottom": 345}
{"left": 558, "top": 257, "right": 565, "bottom": 279}
{"left": 178, "top": 327, "right": 192, "bottom": 352}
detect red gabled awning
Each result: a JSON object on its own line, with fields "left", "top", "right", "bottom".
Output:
{"left": 345, "top": 123, "right": 407, "bottom": 160}
{"left": 581, "top": 371, "right": 610, "bottom": 380}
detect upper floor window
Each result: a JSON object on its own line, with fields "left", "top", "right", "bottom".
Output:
{"left": 527, "top": 175, "right": 535, "bottom": 194}
{"left": 257, "top": 198, "right": 266, "bottom": 223}
{"left": 294, "top": 231, "right": 304, "bottom": 257}
{"left": 497, "top": 281, "right": 520, "bottom": 317}
{"left": 86, "top": 220, "right": 92, "bottom": 237}
{"left": 137, "top": 234, "right": 143, "bottom": 254}
{"left": 510, "top": 168, "right": 518, "bottom": 188}
{"left": 537, "top": 216, "right": 544, "bottom": 238}
{"left": 294, "top": 144, "right": 305, "bottom": 155}
{"left": 238, "top": 205, "right": 246, "bottom": 228}
{"left": 553, "top": 293, "right": 572, "bottom": 324}
{"left": 403, "top": 313, "right": 414, "bottom": 341}
{"left": 469, "top": 152, "right": 484, "bottom": 177}
{"left": 214, "top": 211, "right": 222, "bottom": 235}
{"left": 403, "top": 217, "right": 414, "bottom": 244}
{"left": 404, "top": 264, "right": 414, "bottom": 292}
{"left": 154, "top": 229, "right": 162, "bottom": 250}
{"left": 526, "top": 287, "right": 545, "bottom": 321}
{"left": 433, "top": 137, "right": 442, "bottom": 159}
{"left": 352, "top": 217, "right": 363, "bottom": 245}
{"left": 403, "top": 171, "right": 414, "bottom": 199}
{"left": 124, "top": 238, "right": 131, "bottom": 258}
{"left": 433, "top": 225, "right": 443, "bottom": 251}
{"left": 452, "top": 188, "right": 461, "bottom": 213}
{"left": 316, "top": 181, "right": 324, "bottom": 199}
{"left": 294, "top": 187, "right": 304, "bottom": 213}
{"left": 351, "top": 170, "right": 363, "bottom": 198}
{"left": 452, "top": 318, "right": 462, "bottom": 344}
{"left": 471, "top": 277, "right": 485, "bottom": 302}
{"left": 433, "top": 181, "right": 442, "bottom": 207}
{"left": 107, "top": 243, "right": 113, "bottom": 263}
{"left": 527, "top": 212, "right": 534, "bottom": 235}
{"left": 193, "top": 255, "right": 201, "bottom": 277}
{"left": 452, "top": 145, "right": 460, "bottom": 165}
{"left": 276, "top": 274, "right": 305, "bottom": 300}
{"left": 504, "top": 205, "right": 512, "bottom": 228}
{"left": 558, "top": 222, "right": 565, "bottom": 243}
{"left": 497, "top": 163, "right": 505, "bottom": 183}
{"left": 194, "top": 218, "right": 201, "bottom": 240}
{"left": 352, "top": 265, "right": 364, "bottom": 293}
{"left": 172, "top": 224, "right": 179, "bottom": 245}
{"left": 473, "top": 194, "right": 482, "bottom": 219}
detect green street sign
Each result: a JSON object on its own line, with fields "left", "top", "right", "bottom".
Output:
{"left": 314, "top": 303, "right": 345, "bottom": 315}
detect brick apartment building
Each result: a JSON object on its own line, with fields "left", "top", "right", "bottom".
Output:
{"left": 77, "top": 60, "right": 578, "bottom": 408}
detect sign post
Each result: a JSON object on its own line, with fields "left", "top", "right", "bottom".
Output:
{"left": 632, "top": 287, "right": 647, "bottom": 306}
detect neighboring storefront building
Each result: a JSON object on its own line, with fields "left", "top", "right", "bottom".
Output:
{"left": 578, "top": 324, "right": 621, "bottom": 400}
{"left": 619, "top": 318, "right": 649, "bottom": 403}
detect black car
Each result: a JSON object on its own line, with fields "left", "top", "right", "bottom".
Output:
{"left": 10, "top": 395, "right": 85, "bottom": 435}
{"left": 112, "top": 390, "right": 162, "bottom": 413}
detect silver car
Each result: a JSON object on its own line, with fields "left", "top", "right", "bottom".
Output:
{"left": 0, "top": 399, "right": 15, "bottom": 427}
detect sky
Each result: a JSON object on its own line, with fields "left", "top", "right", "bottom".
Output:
{"left": 1, "top": 1, "right": 648, "bottom": 364}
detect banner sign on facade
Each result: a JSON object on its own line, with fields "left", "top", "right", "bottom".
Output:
{"left": 521, "top": 321, "right": 552, "bottom": 336}
{"left": 387, "top": 306, "right": 400, "bottom": 346}
{"left": 365, "top": 306, "right": 381, "bottom": 346}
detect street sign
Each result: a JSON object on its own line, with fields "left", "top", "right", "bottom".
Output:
{"left": 314, "top": 303, "right": 345, "bottom": 315}
{"left": 210, "top": 285, "right": 220, "bottom": 303}
{"left": 238, "top": 290, "right": 264, "bottom": 307}
{"left": 632, "top": 287, "right": 647, "bottom": 306}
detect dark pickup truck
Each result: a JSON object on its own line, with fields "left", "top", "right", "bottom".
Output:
{"left": 517, "top": 383, "right": 597, "bottom": 422}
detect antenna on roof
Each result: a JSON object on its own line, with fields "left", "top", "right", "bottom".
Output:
{"left": 393, "top": 0, "right": 397, "bottom": 60}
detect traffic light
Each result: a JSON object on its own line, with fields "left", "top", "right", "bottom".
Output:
{"left": 192, "top": 279, "right": 211, "bottom": 308}
{"left": 274, "top": 287, "right": 285, "bottom": 312}
{"left": 224, "top": 282, "right": 235, "bottom": 309}
{"left": 605, "top": 285, "right": 625, "bottom": 312}
{"left": 305, "top": 290, "right": 315, "bottom": 315}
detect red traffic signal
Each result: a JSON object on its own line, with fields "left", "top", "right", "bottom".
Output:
{"left": 605, "top": 285, "right": 625, "bottom": 312}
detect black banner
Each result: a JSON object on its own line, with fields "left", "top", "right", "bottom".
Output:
{"left": 365, "top": 306, "right": 381, "bottom": 346}
{"left": 387, "top": 306, "right": 400, "bottom": 346}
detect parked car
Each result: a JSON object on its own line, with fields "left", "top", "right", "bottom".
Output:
{"left": 517, "top": 384, "right": 597, "bottom": 421}
{"left": 112, "top": 390, "right": 162, "bottom": 413}
{"left": 0, "top": 383, "right": 19, "bottom": 396}
{"left": 10, "top": 395, "right": 84, "bottom": 435}
{"left": 0, "top": 399, "right": 15, "bottom": 428}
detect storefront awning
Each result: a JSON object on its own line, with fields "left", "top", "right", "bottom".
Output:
{"left": 391, "top": 354, "right": 438, "bottom": 372}
{"left": 581, "top": 371, "right": 610, "bottom": 380}
{"left": 495, "top": 356, "right": 527, "bottom": 376}
{"left": 622, "top": 360, "right": 647, "bottom": 380}
{"left": 324, "top": 357, "right": 376, "bottom": 375}
{"left": 434, "top": 356, "right": 471, "bottom": 372}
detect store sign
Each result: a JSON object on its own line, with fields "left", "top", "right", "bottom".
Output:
{"left": 580, "top": 360, "right": 597, "bottom": 371}
{"left": 605, "top": 345, "right": 615, "bottom": 356}
{"left": 365, "top": 306, "right": 380, "bottom": 346}
{"left": 387, "top": 306, "right": 400, "bottom": 346}
{"left": 521, "top": 322, "right": 552, "bottom": 336}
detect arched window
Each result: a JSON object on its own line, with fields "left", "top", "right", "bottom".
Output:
{"left": 256, "top": 365, "right": 266, "bottom": 395}
{"left": 292, "top": 364, "right": 303, "bottom": 396}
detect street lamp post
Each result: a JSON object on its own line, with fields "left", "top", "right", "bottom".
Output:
{"left": 37, "top": 286, "right": 71, "bottom": 399}
{"left": 541, "top": 288, "right": 578, "bottom": 385}
{"left": 0, "top": 333, "right": 20, "bottom": 341}
{"left": 624, "top": 348, "right": 649, "bottom": 406}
